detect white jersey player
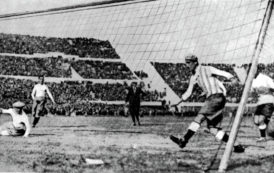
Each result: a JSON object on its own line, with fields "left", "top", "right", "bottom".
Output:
{"left": 251, "top": 70, "right": 274, "bottom": 141}
{"left": 31, "top": 76, "right": 55, "bottom": 127}
{"left": 0, "top": 101, "right": 31, "bottom": 137}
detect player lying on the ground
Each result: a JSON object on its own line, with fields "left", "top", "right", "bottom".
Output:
{"left": 0, "top": 101, "right": 31, "bottom": 137}
{"left": 169, "top": 54, "right": 244, "bottom": 153}
{"left": 251, "top": 67, "right": 274, "bottom": 142}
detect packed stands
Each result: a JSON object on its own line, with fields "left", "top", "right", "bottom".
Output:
{"left": 0, "top": 32, "right": 270, "bottom": 116}
{"left": 134, "top": 70, "right": 148, "bottom": 79}
{"left": 0, "top": 78, "right": 165, "bottom": 115}
{"left": 0, "top": 33, "right": 120, "bottom": 59}
{"left": 71, "top": 60, "right": 134, "bottom": 79}
{"left": 0, "top": 55, "right": 71, "bottom": 77}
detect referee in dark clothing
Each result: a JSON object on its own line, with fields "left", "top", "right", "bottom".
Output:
{"left": 125, "top": 82, "right": 146, "bottom": 126}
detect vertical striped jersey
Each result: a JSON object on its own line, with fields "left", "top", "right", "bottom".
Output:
{"left": 182, "top": 65, "right": 233, "bottom": 100}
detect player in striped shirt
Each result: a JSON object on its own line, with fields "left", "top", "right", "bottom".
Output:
{"left": 169, "top": 54, "right": 244, "bottom": 153}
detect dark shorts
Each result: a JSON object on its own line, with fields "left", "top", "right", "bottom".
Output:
{"left": 255, "top": 103, "right": 274, "bottom": 118}
{"left": 32, "top": 97, "right": 47, "bottom": 117}
{"left": 194, "top": 93, "right": 226, "bottom": 127}
{"left": 199, "top": 93, "right": 226, "bottom": 116}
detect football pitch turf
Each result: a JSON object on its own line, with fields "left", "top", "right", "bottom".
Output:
{"left": 0, "top": 115, "right": 274, "bottom": 173}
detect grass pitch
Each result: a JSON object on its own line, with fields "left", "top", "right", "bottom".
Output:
{"left": 0, "top": 115, "right": 274, "bottom": 173}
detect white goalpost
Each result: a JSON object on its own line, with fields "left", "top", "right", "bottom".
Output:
{"left": 218, "top": 0, "right": 274, "bottom": 172}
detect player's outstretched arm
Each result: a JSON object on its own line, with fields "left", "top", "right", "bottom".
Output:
{"left": 46, "top": 86, "right": 56, "bottom": 104}
{"left": 172, "top": 75, "right": 196, "bottom": 107}
{"left": 31, "top": 86, "right": 37, "bottom": 100}
{"left": 0, "top": 108, "right": 11, "bottom": 115}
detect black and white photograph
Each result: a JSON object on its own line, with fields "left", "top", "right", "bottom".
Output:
{"left": 0, "top": 0, "right": 274, "bottom": 172}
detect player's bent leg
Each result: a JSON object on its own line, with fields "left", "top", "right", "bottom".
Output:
{"left": 207, "top": 112, "right": 245, "bottom": 153}
{"left": 32, "top": 117, "right": 40, "bottom": 128}
{"left": 170, "top": 114, "right": 204, "bottom": 149}
{"left": 255, "top": 115, "right": 267, "bottom": 141}
{"left": 204, "top": 110, "right": 223, "bottom": 133}
{"left": 208, "top": 127, "right": 245, "bottom": 153}
{"left": 32, "top": 100, "right": 38, "bottom": 117}
{"left": 169, "top": 135, "right": 187, "bottom": 148}
{"left": 267, "top": 116, "right": 274, "bottom": 138}
{"left": 210, "top": 128, "right": 228, "bottom": 142}
{"left": 253, "top": 114, "right": 260, "bottom": 126}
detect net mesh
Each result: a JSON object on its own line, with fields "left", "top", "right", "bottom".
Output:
{"left": 0, "top": 0, "right": 271, "bottom": 107}
{"left": 0, "top": 0, "right": 268, "bottom": 66}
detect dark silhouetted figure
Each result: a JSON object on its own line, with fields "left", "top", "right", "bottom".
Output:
{"left": 125, "top": 82, "right": 146, "bottom": 126}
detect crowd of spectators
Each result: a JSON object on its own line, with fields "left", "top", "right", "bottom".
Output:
{"left": 0, "top": 33, "right": 120, "bottom": 59}
{"left": 0, "top": 60, "right": 268, "bottom": 116}
{"left": 0, "top": 55, "right": 71, "bottom": 77}
{"left": 134, "top": 70, "right": 148, "bottom": 79}
{"left": 0, "top": 31, "right": 273, "bottom": 116}
{"left": 0, "top": 78, "right": 166, "bottom": 115}
{"left": 153, "top": 62, "right": 191, "bottom": 83}
{"left": 71, "top": 60, "right": 135, "bottom": 79}
{"left": 0, "top": 55, "right": 137, "bottom": 80}
{"left": 257, "top": 63, "right": 274, "bottom": 79}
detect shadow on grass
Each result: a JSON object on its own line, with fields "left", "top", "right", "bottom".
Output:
{"left": 227, "top": 159, "right": 262, "bottom": 171}
{"left": 74, "top": 129, "right": 148, "bottom": 134}
{"left": 237, "top": 135, "right": 258, "bottom": 138}
{"left": 30, "top": 134, "right": 55, "bottom": 137}
{"left": 47, "top": 125, "right": 88, "bottom": 128}
{"left": 177, "top": 149, "right": 197, "bottom": 153}
{"left": 139, "top": 123, "right": 166, "bottom": 126}
{"left": 242, "top": 144, "right": 265, "bottom": 149}
{"left": 227, "top": 155, "right": 274, "bottom": 172}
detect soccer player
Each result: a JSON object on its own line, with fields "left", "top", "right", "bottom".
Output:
{"left": 0, "top": 101, "right": 31, "bottom": 137}
{"left": 169, "top": 54, "right": 244, "bottom": 153}
{"left": 31, "top": 76, "right": 56, "bottom": 127}
{"left": 251, "top": 68, "right": 274, "bottom": 141}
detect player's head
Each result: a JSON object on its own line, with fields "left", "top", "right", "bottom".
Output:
{"left": 38, "top": 75, "right": 45, "bottom": 84}
{"left": 185, "top": 54, "right": 198, "bottom": 72}
{"left": 12, "top": 101, "right": 25, "bottom": 113}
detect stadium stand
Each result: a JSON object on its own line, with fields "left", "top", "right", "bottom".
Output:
{"left": 0, "top": 55, "right": 71, "bottom": 77}
{"left": 0, "top": 33, "right": 120, "bottom": 59}
{"left": 71, "top": 60, "right": 134, "bottom": 79}
{"left": 0, "top": 33, "right": 267, "bottom": 116}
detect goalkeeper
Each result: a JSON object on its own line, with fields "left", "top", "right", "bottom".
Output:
{"left": 169, "top": 54, "right": 244, "bottom": 153}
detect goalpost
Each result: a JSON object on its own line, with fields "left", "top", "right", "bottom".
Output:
{"left": 218, "top": 0, "right": 274, "bottom": 172}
